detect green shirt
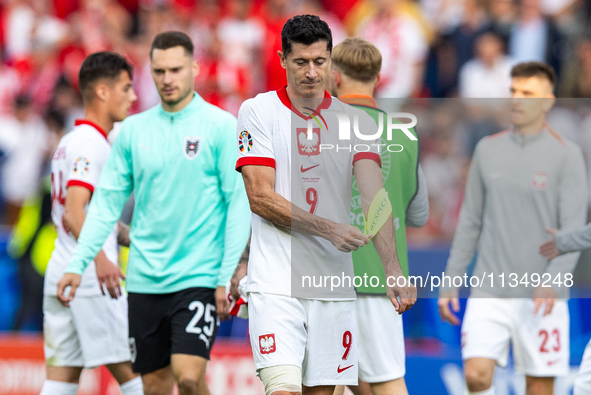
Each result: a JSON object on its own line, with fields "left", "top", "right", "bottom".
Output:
{"left": 66, "top": 93, "right": 251, "bottom": 293}
{"left": 347, "top": 101, "right": 419, "bottom": 294}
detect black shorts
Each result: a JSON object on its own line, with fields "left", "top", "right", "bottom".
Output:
{"left": 128, "top": 287, "right": 219, "bottom": 374}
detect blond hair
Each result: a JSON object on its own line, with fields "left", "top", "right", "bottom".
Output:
{"left": 332, "top": 37, "right": 382, "bottom": 83}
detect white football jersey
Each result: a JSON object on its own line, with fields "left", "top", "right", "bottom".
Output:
{"left": 44, "top": 120, "right": 118, "bottom": 297}
{"left": 236, "top": 87, "right": 381, "bottom": 300}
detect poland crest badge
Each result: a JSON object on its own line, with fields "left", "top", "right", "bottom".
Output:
{"left": 184, "top": 137, "right": 201, "bottom": 160}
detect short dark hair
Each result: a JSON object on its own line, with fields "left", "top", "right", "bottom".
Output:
{"left": 511, "top": 61, "right": 556, "bottom": 88}
{"left": 150, "top": 31, "right": 194, "bottom": 58}
{"left": 281, "top": 14, "right": 332, "bottom": 56}
{"left": 78, "top": 52, "right": 133, "bottom": 102}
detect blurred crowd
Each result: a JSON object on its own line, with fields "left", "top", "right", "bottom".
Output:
{"left": 1, "top": 0, "right": 591, "bottom": 243}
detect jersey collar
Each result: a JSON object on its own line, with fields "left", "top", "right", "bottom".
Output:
{"left": 276, "top": 86, "right": 332, "bottom": 120}
{"left": 75, "top": 119, "right": 108, "bottom": 141}
{"left": 158, "top": 92, "right": 205, "bottom": 120}
{"left": 338, "top": 94, "right": 378, "bottom": 109}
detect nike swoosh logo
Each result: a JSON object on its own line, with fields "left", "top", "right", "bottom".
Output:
{"left": 547, "top": 359, "right": 560, "bottom": 366}
{"left": 337, "top": 364, "right": 354, "bottom": 373}
{"left": 301, "top": 164, "right": 319, "bottom": 173}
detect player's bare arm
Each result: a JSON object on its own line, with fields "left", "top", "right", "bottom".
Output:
{"left": 117, "top": 221, "right": 131, "bottom": 247}
{"left": 241, "top": 165, "right": 370, "bottom": 253}
{"left": 57, "top": 186, "right": 125, "bottom": 306}
{"left": 230, "top": 242, "right": 249, "bottom": 301}
{"left": 354, "top": 159, "right": 417, "bottom": 314}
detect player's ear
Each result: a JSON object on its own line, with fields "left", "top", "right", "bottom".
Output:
{"left": 375, "top": 72, "right": 381, "bottom": 87}
{"left": 192, "top": 59, "right": 200, "bottom": 79}
{"left": 542, "top": 94, "right": 555, "bottom": 112}
{"left": 333, "top": 69, "right": 341, "bottom": 88}
{"left": 95, "top": 83, "right": 109, "bottom": 103}
{"left": 278, "top": 50, "right": 287, "bottom": 70}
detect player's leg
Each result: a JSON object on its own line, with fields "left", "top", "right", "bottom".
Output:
{"left": 170, "top": 354, "right": 209, "bottom": 395}
{"left": 464, "top": 358, "right": 497, "bottom": 392}
{"left": 72, "top": 293, "right": 143, "bottom": 394}
{"left": 333, "top": 385, "right": 345, "bottom": 395}
{"left": 513, "top": 300, "right": 569, "bottom": 395}
{"left": 127, "top": 292, "right": 174, "bottom": 395}
{"left": 348, "top": 380, "right": 372, "bottom": 395}
{"left": 351, "top": 295, "right": 407, "bottom": 395}
{"left": 106, "top": 361, "right": 144, "bottom": 394}
{"left": 574, "top": 339, "right": 591, "bottom": 395}
{"left": 461, "top": 299, "right": 513, "bottom": 394}
{"left": 249, "top": 293, "right": 307, "bottom": 395}
{"left": 301, "top": 299, "right": 357, "bottom": 395}
{"left": 41, "top": 295, "right": 84, "bottom": 394}
{"left": 524, "top": 376, "right": 553, "bottom": 395}
{"left": 302, "top": 385, "right": 335, "bottom": 394}
{"left": 349, "top": 378, "right": 408, "bottom": 395}
{"left": 169, "top": 287, "right": 221, "bottom": 394}
{"left": 142, "top": 366, "right": 175, "bottom": 395}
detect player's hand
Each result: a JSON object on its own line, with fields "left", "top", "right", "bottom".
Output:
{"left": 533, "top": 285, "right": 557, "bottom": 316}
{"left": 387, "top": 281, "right": 417, "bottom": 314}
{"left": 539, "top": 228, "right": 560, "bottom": 261}
{"left": 57, "top": 273, "right": 82, "bottom": 307}
{"left": 215, "top": 286, "right": 230, "bottom": 321}
{"left": 230, "top": 262, "right": 247, "bottom": 302}
{"left": 438, "top": 296, "right": 460, "bottom": 325}
{"left": 95, "top": 254, "right": 125, "bottom": 299}
{"left": 327, "top": 222, "right": 370, "bottom": 252}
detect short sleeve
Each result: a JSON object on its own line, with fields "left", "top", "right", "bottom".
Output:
{"left": 65, "top": 137, "right": 109, "bottom": 193}
{"left": 352, "top": 108, "right": 382, "bottom": 168}
{"left": 235, "top": 99, "right": 276, "bottom": 171}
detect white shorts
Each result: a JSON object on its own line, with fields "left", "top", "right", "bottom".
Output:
{"left": 248, "top": 292, "right": 358, "bottom": 387}
{"left": 575, "top": 339, "right": 591, "bottom": 394}
{"left": 43, "top": 294, "right": 131, "bottom": 368}
{"left": 461, "top": 298, "right": 569, "bottom": 377}
{"left": 355, "top": 294, "right": 405, "bottom": 383}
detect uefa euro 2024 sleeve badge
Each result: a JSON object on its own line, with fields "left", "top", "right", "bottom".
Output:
{"left": 184, "top": 137, "right": 201, "bottom": 160}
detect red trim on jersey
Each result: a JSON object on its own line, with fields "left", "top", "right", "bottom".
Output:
{"left": 353, "top": 152, "right": 382, "bottom": 168}
{"left": 66, "top": 180, "right": 95, "bottom": 193}
{"left": 545, "top": 123, "right": 566, "bottom": 147}
{"left": 276, "top": 86, "right": 332, "bottom": 120}
{"left": 486, "top": 130, "right": 510, "bottom": 140}
{"left": 236, "top": 157, "right": 276, "bottom": 172}
{"left": 74, "top": 119, "right": 108, "bottom": 141}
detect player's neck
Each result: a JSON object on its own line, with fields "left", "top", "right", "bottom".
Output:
{"left": 286, "top": 85, "right": 325, "bottom": 114}
{"left": 84, "top": 108, "right": 114, "bottom": 136}
{"left": 514, "top": 117, "right": 546, "bottom": 136}
{"left": 337, "top": 85, "right": 375, "bottom": 99}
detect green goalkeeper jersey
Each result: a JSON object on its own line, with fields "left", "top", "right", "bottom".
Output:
{"left": 343, "top": 96, "right": 420, "bottom": 294}
{"left": 66, "top": 93, "right": 251, "bottom": 294}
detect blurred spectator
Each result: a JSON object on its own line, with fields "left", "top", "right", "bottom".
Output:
{"left": 488, "top": 0, "right": 516, "bottom": 42}
{"left": 420, "top": 0, "right": 465, "bottom": 33}
{"left": 70, "top": 0, "right": 132, "bottom": 54}
{"left": 356, "top": 0, "right": 429, "bottom": 98}
{"left": 0, "top": 96, "right": 49, "bottom": 226}
{"left": 0, "top": 58, "right": 20, "bottom": 115}
{"left": 459, "top": 32, "right": 513, "bottom": 97}
{"left": 217, "top": 0, "right": 265, "bottom": 95}
{"left": 508, "top": 0, "right": 564, "bottom": 77}
{"left": 301, "top": 0, "right": 346, "bottom": 44}
{"left": 4, "top": 0, "right": 68, "bottom": 61}
{"left": 559, "top": 35, "right": 591, "bottom": 98}
{"left": 259, "top": 0, "right": 291, "bottom": 91}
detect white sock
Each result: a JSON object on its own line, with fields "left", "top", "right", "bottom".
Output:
{"left": 467, "top": 387, "right": 495, "bottom": 395}
{"left": 120, "top": 376, "right": 144, "bottom": 395}
{"left": 40, "top": 380, "right": 79, "bottom": 395}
